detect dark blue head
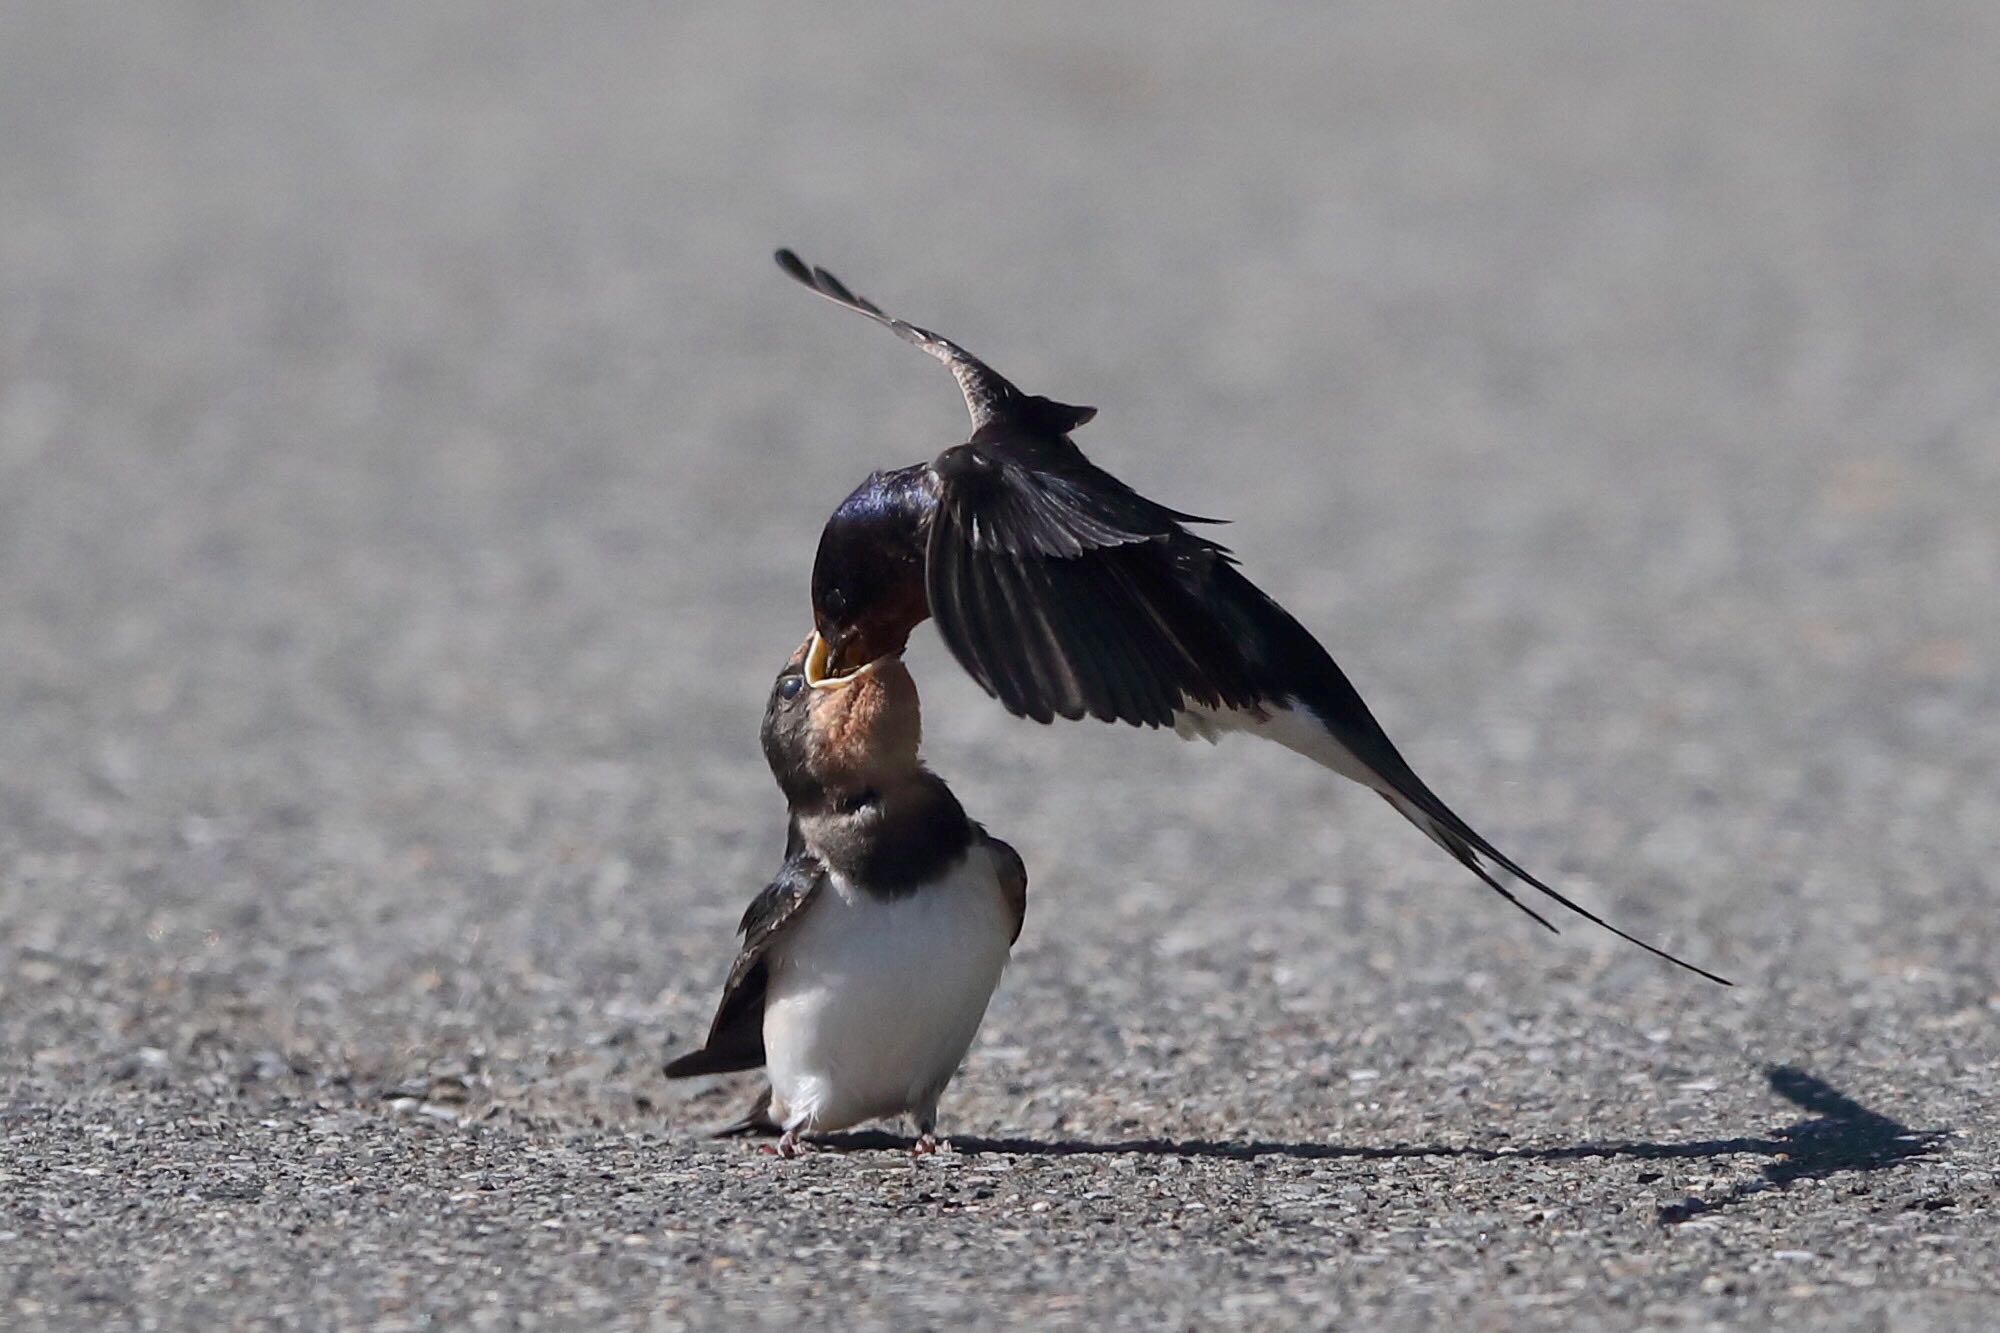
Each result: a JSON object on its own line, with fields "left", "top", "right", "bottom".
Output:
{"left": 811, "top": 464, "right": 935, "bottom": 671}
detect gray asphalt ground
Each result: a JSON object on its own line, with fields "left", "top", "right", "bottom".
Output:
{"left": 4, "top": 3, "right": 1998, "bottom": 1328}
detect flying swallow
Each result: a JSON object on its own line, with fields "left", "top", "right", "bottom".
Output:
{"left": 776, "top": 249, "right": 1725, "bottom": 985}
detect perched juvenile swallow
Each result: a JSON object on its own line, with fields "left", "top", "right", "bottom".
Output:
{"left": 664, "top": 634, "right": 1028, "bottom": 1156}
{"left": 776, "top": 249, "right": 1726, "bottom": 985}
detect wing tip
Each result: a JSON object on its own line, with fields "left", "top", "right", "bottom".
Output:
{"left": 662, "top": 1049, "right": 720, "bottom": 1080}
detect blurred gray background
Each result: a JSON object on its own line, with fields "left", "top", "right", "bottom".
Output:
{"left": 2, "top": 2, "right": 1996, "bottom": 1328}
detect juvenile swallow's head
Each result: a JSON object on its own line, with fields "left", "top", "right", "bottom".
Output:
{"left": 762, "top": 631, "right": 921, "bottom": 808}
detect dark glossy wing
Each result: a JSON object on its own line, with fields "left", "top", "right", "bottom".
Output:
{"left": 925, "top": 435, "right": 1265, "bottom": 726}
{"left": 983, "top": 830, "right": 1028, "bottom": 946}
{"left": 662, "top": 844, "right": 826, "bottom": 1079}
{"left": 776, "top": 249, "right": 1096, "bottom": 436}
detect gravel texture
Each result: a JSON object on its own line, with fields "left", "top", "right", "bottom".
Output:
{"left": 3, "top": 3, "right": 1997, "bottom": 1328}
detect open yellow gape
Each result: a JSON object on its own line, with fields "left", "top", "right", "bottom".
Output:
{"left": 804, "top": 631, "right": 875, "bottom": 690}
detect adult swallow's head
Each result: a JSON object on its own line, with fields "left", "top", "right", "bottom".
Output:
{"left": 810, "top": 465, "right": 935, "bottom": 674}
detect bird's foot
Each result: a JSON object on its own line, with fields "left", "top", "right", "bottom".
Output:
{"left": 760, "top": 1130, "right": 805, "bottom": 1159}
{"left": 910, "top": 1132, "right": 944, "bottom": 1158}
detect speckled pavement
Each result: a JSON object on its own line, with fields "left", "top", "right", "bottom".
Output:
{"left": 2, "top": 3, "right": 1996, "bottom": 1328}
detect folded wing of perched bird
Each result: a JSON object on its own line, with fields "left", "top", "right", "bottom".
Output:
{"left": 777, "top": 249, "right": 1726, "bottom": 986}
{"left": 661, "top": 830, "right": 824, "bottom": 1090}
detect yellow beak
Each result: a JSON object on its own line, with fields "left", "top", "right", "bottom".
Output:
{"left": 804, "top": 631, "right": 876, "bottom": 690}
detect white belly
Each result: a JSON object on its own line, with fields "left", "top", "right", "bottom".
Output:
{"left": 1174, "top": 696, "right": 1382, "bottom": 789}
{"left": 762, "top": 846, "right": 1014, "bottom": 1135}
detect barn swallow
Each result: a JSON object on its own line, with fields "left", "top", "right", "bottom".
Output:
{"left": 664, "top": 634, "right": 1028, "bottom": 1156}
{"left": 776, "top": 249, "right": 1726, "bottom": 985}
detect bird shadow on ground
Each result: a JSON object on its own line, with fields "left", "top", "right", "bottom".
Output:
{"left": 814, "top": 1066, "right": 1944, "bottom": 1226}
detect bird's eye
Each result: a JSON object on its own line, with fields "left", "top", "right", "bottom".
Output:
{"left": 777, "top": 674, "right": 805, "bottom": 701}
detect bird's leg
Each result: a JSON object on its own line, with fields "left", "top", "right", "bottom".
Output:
{"left": 760, "top": 1128, "right": 805, "bottom": 1158}
{"left": 910, "top": 1110, "right": 944, "bottom": 1158}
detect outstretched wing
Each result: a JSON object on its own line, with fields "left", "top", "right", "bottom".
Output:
{"left": 663, "top": 842, "right": 826, "bottom": 1079}
{"left": 924, "top": 433, "right": 1265, "bottom": 727}
{"left": 926, "top": 449, "right": 1731, "bottom": 984}
{"left": 776, "top": 249, "right": 1096, "bottom": 436}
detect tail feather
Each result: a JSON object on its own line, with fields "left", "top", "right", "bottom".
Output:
{"left": 1210, "top": 684, "right": 1728, "bottom": 984}
{"left": 1379, "top": 786, "right": 1730, "bottom": 986}
{"left": 1383, "top": 791, "right": 1559, "bottom": 935}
